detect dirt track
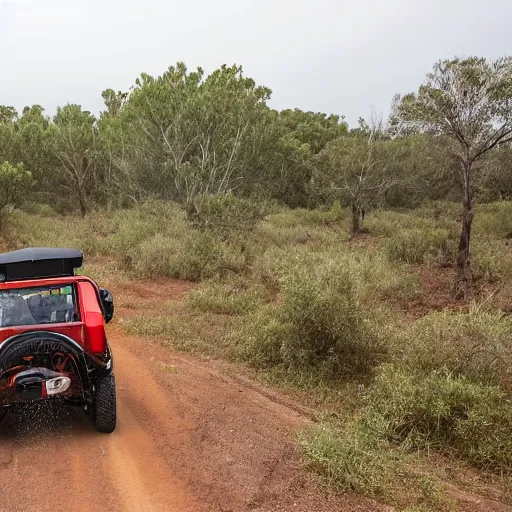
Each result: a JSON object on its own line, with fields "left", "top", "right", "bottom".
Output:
{"left": 0, "top": 279, "right": 386, "bottom": 512}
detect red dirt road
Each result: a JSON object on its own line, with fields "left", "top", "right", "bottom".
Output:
{"left": 0, "top": 279, "right": 386, "bottom": 512}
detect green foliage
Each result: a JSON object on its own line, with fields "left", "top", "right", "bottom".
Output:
{"left": 0, "top": 161, "right": 33, "bottom": 212}
{"left": 233, "top": 260, "right": 387, "bottom": 378}
{"left": 2, "top": 199, "right": 247, "bottom": 280}
{"left": 97, "top": 200, "right": 188, "bottom": 257}
{"left": 190, "top": 194, "right": 268, "bottom": 233}
{"left": 4, "top": 209, "right": 101, "bottom": 254}
{"left": 4, "top": 57, "right": 512, "bottom": 215}
{"left": 300, "top": 420, "right": 403, "bottom": 498}
{"left": 0, "top": 106, "right": 18, "bottom": 124}
{"left": 51, "top": 104, "right": 98, "bottom": 215}
{"left": 391, "top": 57, "right": 512, "bottom": 158}
{"left": 101, "top": 89, "right": 128, "bottom": 117}
{"left": 254, "top": 245, "right": 421, "bottom": 303}
{"left": 471, "top": 239, "right": 512, "bottom": 282}
{"left": 131, "top": 231, "right": 245, "bottom": 281}
{"left": 480, "top": 145, "right": 512, "bottom": 201}
{"left": 474, "top": 202, "right": 512, "bottom": 239}
{"left": 94, "top": 200, "right": 246, "bottom": 280}
{"left": 365, "top": 208, "right": 458, "bottom": 237}
{"left": 278, "top": 109, "right": 348, "bottom": 154}
{"left": 392, "top": 57, "right": 512, "bottom": 281}
{"left": 397, "top": 306, "right": 512, "bottom": 391}
{"left": 365, "top": 364, "right": 512, "bottom": 472}
{"left": 187, "top": 278, "right": 269, "bottom": 315}
{"left": 119, "top": 62, "right": 275, "bottom": 207}
{"left": 384, "top": 228, "right": 454, "bottom": 264}
{"left": 311, "top": 136, "right": 394, "bottom": 205}
{"left": 16, "top": 106, "right": 54, "bottom": 194}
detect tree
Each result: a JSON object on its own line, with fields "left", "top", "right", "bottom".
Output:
{"left": 392, "top": 57, "right": 512, "bottom": 294}
{"left": 278, "top": 109, "right": 348, "bottom": 154}
{"left": 95, "top": 111, "right": 140, "bottom": 208}
{"left": 119, "top": 62, "right": 272, "bottom": 209}
{"left": 312, "top": 133, "right": 397, "bottom": 235}
{"left": 0, "top": 161, "right": 33, "bottom": 229}
{"left": 51, "top": 105, "right": 98, "bottom": 216}
{"left": 271, "top": 109, "right": 348, "bottom": 207}
{"left": 16, "top": 106, "right": 54, "bottom": 197}
{"left": 101, "top": 89, "right": 129, "bottom": 118}
{"left": 0, "top": 106, "right": 18, "bottom": 124}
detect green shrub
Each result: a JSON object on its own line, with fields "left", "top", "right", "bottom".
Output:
{"left": 471, "top": 239, "right": 512, "bottom": 282}
{"left": 97, "top": 200, "right": 188, "bottom": 256}
{"left": 384, "top": 228, "right": 454, "bottom": 264}
{"left": 266, "top": 202, "right": 344, "bottom": 229}
{"left": 5, "top": 199, "right": 250, "bottom": 280}
{"left": 233, "top": 263, "right": 387, "bottom": 379}
{"left": 474, "top": 202, "right": 512, "bottom": 239}
{"left": 365, "top": 209, "right": 458, "bottom": 238}
{"left": 397, "top": 306, "right": 512, "bottom": 392}
{"left": 187, "top": 278, "right": 269, "bottom": 315}
{"left": 365, "top": 364, "right": 512, "bottom": 472}
{"left": 233, "top": 305, "right": 294, "bottom": 369}
{"left": 191, "top": 194, "right": 268, "bottom": 233}
{"left": 456, "top": 395, "right": 512, "bottom": 470}
{"left": 254, "top": 245, "right": 421, "bottom": 303}
{"left": 0, "top": 161, "right": 33, "bottom": 213}
{"left": 4, "top": 210, "right": 101, "bottom": 255}
{"left": 279, "top": 271, "right": 384, "bottom": 375}
{"left": 300, "top": 420, "right": 403, "bottom": 498}
{"left": 130, "top": 231, "right": 245, "bottom": 281}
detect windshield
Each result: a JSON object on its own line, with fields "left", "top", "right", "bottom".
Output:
{"left": 0, "top": 284, "right": 78, "bottom": 328}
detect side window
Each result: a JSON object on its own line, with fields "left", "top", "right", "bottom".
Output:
{"left": 25, "top": 285, "right": 79, "bottom": 324}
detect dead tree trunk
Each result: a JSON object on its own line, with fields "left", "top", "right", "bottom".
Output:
{"left": 455, "top": 162, "right": 473, "bottom": 297}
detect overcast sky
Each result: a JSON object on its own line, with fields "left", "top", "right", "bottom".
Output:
{"left": 0, "top": 0, "right": 510, "bottom": 127}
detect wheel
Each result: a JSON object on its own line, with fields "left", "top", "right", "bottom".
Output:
{"left": 92, "top": 372, "right": 117, "bottom": 433}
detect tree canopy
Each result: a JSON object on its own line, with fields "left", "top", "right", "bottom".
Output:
{"left": 0, "top": 56, "right": 510, "bottom": 250}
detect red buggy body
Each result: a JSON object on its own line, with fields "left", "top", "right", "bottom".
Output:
{"left": 0, "top": 248, "right": 116, "bottom": 433}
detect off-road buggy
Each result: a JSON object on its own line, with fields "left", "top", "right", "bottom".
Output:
{"left": 0, "top": 248, "right": 116, "bottom": 433}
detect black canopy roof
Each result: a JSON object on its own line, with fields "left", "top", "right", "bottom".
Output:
{"left": 0, "top": 248, "right": 83, "bottom": 282}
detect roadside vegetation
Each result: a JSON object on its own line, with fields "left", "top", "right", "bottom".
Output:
{"left": 4, "top": 198, "right": 512, "bottom": 509}
{"left": 1, "top": 56, "right": 512, "bottom": 510}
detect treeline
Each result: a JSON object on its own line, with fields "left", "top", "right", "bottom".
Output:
{"left": 1, "top": 61, "right": 510, "bottom": 219}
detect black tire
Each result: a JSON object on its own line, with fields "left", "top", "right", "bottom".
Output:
{"left": 93, "top": 372, "right": 117, "bottom": 433}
